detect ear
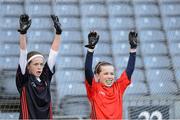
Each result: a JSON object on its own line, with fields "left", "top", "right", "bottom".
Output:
{"left": 94, "top": 74, "right": 100, "bottom": 82}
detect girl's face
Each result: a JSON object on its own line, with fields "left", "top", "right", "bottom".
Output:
{"left": 95, "top": 65, "right": 115, "bottom": 87}
{"left": 27, "top": 57, "right": 44, "bottom": 78}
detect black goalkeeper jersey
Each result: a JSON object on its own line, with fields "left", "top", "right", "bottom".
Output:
{"left": 16, "top": 62, "right": 54, "bottom": 119}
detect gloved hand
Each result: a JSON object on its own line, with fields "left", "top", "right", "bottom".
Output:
{"left": 129, "top": 30, "right": 138, "bottom": 49}
{"left": 17, "top": 14, "right": 31, "bottom": 34}
{"left": 51, "top": 14, "right": 62, "bottom": 35}
{"left": 85, "top": 31, "right": 99, "bottom": 49}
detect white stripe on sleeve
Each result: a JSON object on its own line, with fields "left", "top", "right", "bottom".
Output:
{"left": 19, "top": 49, "right": 27, "bottom": 75}
{"left": 48, "top": 49, "right": 58, "bottom": 72}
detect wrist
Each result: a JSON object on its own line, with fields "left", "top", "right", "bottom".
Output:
{"left": 130, "top": 48, "right": 136, "bottom": 53}
{"left": 88, "top": 48, "right": 94, "bottom": 53}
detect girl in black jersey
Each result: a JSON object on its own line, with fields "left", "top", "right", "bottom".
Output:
{"left": 16, "top": 14, "right": 62, "bottom": 119}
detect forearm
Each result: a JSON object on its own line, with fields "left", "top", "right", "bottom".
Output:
{"left": 19, "top": 34, "right": 27, "bottom": 50}
{"left": 51, "top": 34, "right": 61, "bottom": 52}
{"left": 85, "top": 49, "right": 94, "bottom": 85}
{"left": 126, "top": 49, "right": 136, "bottom": 79}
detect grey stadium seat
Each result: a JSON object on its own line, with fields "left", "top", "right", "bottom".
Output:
{"left": 134, "top": 3, "right": 159, "bottom": 16}
{"left": 80, "top": 4, "right": 107, "bottom": 16}
{"left": 53, "top": 4, "right": 79, "bottom": 17}
{"left": 143, "top": 56, "right": 171, "bottom": 69}
{"left": 166, "top": 30, "right": 180, "bottom": 43}
{"left": 163, "top": 17, "right": 180, "bottom": 30}
{"left": 109, "top": 17, "right": 135, "bottom": 30}
{"left": 28, "top": 43, "right": 50, "bottom": 54}
{"left": 141, "top": 42, "right": 168, "bottom": 55}
{"left": 169, "top": 42, "right": 180, "bottom": 56}
{"left": 92, "top": 56, "right": 113, "bottom": 69}
{"left": 160, "top": 4, "right": 180, "bottom": 16}
{"left": 110, "top": 30, "right": 130, "bottom": 42}
{"left": 61, "top": 31, "right": 82, "bottom": 43}
{"left": 172, "top": 56, "right": 180, "bottom": 69}
{"left": 30, "top": 17, "right": 51, "bottom": 29}
{"left": 139, "top": 30, "right": 166, "bottom": 42}
{"left": 60, "top": 17, "right": 81, "bottom": 30}
{"left": 0, "top": 43, "right": 19, "bottom": 56}
{"left": 175, "top": 69, "right": 180, "bottom": 84}
{"left": 93, "top": 43, "right": 112, "bottom": 56}
{"left": 107, "top": 3, "right": 133, "bottom": 16}
{"left": 136, "top": 17, "right": 161, "bottom": 30}
{"left": 0, "top": 30, "right": 19, "bottom": 42}
{"left": 0, "top": 57, "right": 18, "bottom": 70}
{"left": 0, "top": 17, "right": 19, "bottom": 29}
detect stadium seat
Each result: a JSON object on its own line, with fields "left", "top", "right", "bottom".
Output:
{"left": 146, "top": 69, "right": 174, "bottom": 82}
{"left": 0, "top": 17, "right": 19, "bottom": 29}
{"left": 92, "top": 56, "right": 113, "bottom": 69}
{"left": 53, "top": 4, "right": 79, "bottom": 17}
{"left": 0, "top": 30, "right": 19, "bottom": 43}
{"left": 28, "top": 43, "right": 50, "bottom": 54}
{"left": 149, "top": 81, "right": 178, "bottom": 95}
{"left": 55, "top": 70, "right": 84, "bottom": 83}
{"left": 174, "top": 69, "right": 180, "bottom": 84}
{"left": 134, "top": 3, "right": 159, "bottom": 16}
{"left": 80, "top": 4, "right": 107, "bottom": 16}
{"left": 141, "top": 42, "right": 168, "bottom": 55}
{"left": 160, "top": 4, "right": 180, "bottom": 16}
{"left": 0, "top": 3, "right": 23, "bottom": 16}
{"left": 168, "top": 42, "right": 180, "bottom": 56}
{"left": 81, "top": 17, "right": 108, "bottom": 30}
{"left": 56, "top": 56, "right": 84, "bottom": 69}
{"left": 0, "top": 43, "right": 19, "bottom": 56}
{"left": 133, "top": 0, "right": 157, "bottom": 3}
{"left": 109, "top": 17, "right": 135, "bottom": 30}
{"left": 0, "top": 56, "right": 18, "bottom": 70}
{"left": 60, "top": 17, "right": 81, "bottom": 30}
{"left": 139, "top": 30, "right": 166, "bottom": 42}
{"left": 125, "top": 82, "right": 148, "bottom": 95}
{"left": 93, "top": 43, "right": 111, "bottom": 56}
{"left": 114, "top": 55, "right": 143, "bottom": 69}
{"left": 143, "top": 56, "right": 171, "bottom": 69}
{"left": 131, "top": 69, "right": 146, "bottom": 82}
{"left": 172, "top": 56, "right": 180, "bottom": 68}
{"left": 80, "top": 0, "right": 105, "bottom": 3}
{"left": 110, "top": 30, "right": 129, "bottom": 42}
{"left": 107, "top": 3, "right": 133, "bottom": 16}
{"left": 136, "top": 17, "right": 162, "bottom": 30}
{"left": 53, "top": 0, "right": 78, "bottom": 3}
{"left": 163, "top": 17, "right": 180, "bottom": 30}
{"left": 25, "top": 4, "right": 51, "bottom": 16}
{"left": 59, "top": 43, "right": 83, "bottom": 56}
{"left": 61, "top": 30, "right": 82, "bottom": 43}
{"left": 166, "top": 30, "right": 180, "bottom": 43}
{"left": 30, "top": 17, "right": 51, "bottom": 29}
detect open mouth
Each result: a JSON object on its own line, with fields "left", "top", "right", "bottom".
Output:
{"left": 105, "top": 79, "right": 113, "bottom": 85}
{"left": 36, "top": 71, "right": 42, "bottom": 75}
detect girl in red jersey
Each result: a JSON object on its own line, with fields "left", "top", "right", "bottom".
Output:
{"left": 84, "top": 31, "right": 137, "bottom": 119}
{"left": 16, "top": 14, "right": 62, "bottom": 119}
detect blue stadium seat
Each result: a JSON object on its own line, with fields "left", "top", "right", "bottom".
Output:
{"left": 0, "top": 43, "right": 19, "bottom": 56}
{"left": 59, "top": 43, "right": 83, "bottom": 56}
{"left": 134, "top": 3, "right": 159, "bottom": 16}
{"left": 109, "top": 17, "right": 135, "bottom": 30}
{"left": 28, "top": 43, "right": 50, "bottom": 54}
{"left": 80, "top": 4, "right": 107, "bottom": 16}
{"left": 141, "top": 42, "right": 168, "bottom": 55}
{"left": 81, "top": 17, "right": 108, "bottom": 30}
{"left": 125, "top": 82, "right": 148, "bottom": 95}
{"left": 61, "top": 17, "right": 80, "bottom": 30}
{"left": 0, "top": 17, "right": 19, "bottom": 29}
{"left": 92, "top": 56, "right": 113, "bottom": 69}
{"left": 112, "top": 43, "right": 140, "bottom": 55}
{"left": 61, "top": 31, "right": 82, "bottom": 43}
{"left": 169, "top": 42, "right": 180, "bottom": 56}
{"left": 139, "top": 30, "right": 166, "bottom": 42}
{"left": 166, "top": 30, "right": 180, "bottom": 43}
{"left": 107, "top": 3, "right": 133, "bottom": 16}
{"left": 175, "top": 69, "right": 180, "bottom": 84}
{"left": 160, "top": 4, "right": 180, "bottom": 16}
{"left": 0, "top": 30, "right": 19, "bottom": 42}
{"left": 131, "top": 69, "right": 146, "bottom": 82}
{"left": 146, "top": 69, "right": 174, "bottom": 82}
{"left": 111, "top": 30, "right": 129, "bottom": 42}
{"left": 114, "top": 55, "right": 143, "bottom": 69}
{"left": 149, "top": 81, "right": 178, "bottom": 95}
{"left": 0, "top": 3, "right": 23, "bottom": 16}
{"left": 55, "top": 70, "right": 84, "bottom": 83}
{"left": 144, "top": 56, "right": 170, "bottom": 69}
{"left": 53, "top": 4, "right": 79, "bottom": 17}
{"left": 93, "top": 43, "right": 111, "bottom": 56}
{"left": 163, "top": 17, "right": 180, "bottom": 30}
{"left": 172, "top": 56, "right": 180, "bottom": 68}
{"left": 133, "top": 0, "right": 157, "bottom": 3}
{"left": 159, "top": 0, "right": 180, "bottom": 3}
{"left": 80, "top": 0, "right": 105, "bottom": 3}
{"left": 56, "top": 56, "right": 83, "bottom": 69}
{"left": 31, "top": 17, "right": 51, "bottom": 29}
{"left": 28, "top": 30, "right": 53, "bottom": 42}
{"left": 54, "top": 0, "right": 78, "bottom": 3}
{"left": 0, "top": 57, "right": 18, "bottom": 70}
{"left": 25, "top": 4, "right": 51, "bottom": 16}
{"left": 136, "top": 17, "right": 161, "bottom": 30}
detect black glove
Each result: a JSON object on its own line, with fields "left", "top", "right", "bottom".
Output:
{"left": 51, "top": 15, "right": 62, "bottom": 35}
{"left": 18, "top": 14, "right": 31, "bottom": 34}
{"left": 129, "top": 30, "right": 138, "bottom": 49}
{"left": 85, "top": 31, "right": 99, "bottom": 49}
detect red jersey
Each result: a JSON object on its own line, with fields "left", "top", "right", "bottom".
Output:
{"left": 85, "top": 71, "right": 131, "bottom": 119}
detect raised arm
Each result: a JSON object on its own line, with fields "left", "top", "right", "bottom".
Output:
{"left": 85, "top": 31, "right": 99, "bottom": 85}
{"left": 48, "top": 15, "right": 62, "bottom": 72}
{"left": 126, "top": 30, "right": 138, "bottom": 80}
{"left": 18, "top": 14, "right": 31, "bottom": 74}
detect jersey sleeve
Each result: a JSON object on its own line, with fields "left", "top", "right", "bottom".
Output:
{"left": 116, "top": 70, "right": 131, "bottom": 94}
{"left": 16, "top": 65, "right": 28, "bottom": 93}
{"left": 40, "top": 62, "right": 55, "bottom": 83}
